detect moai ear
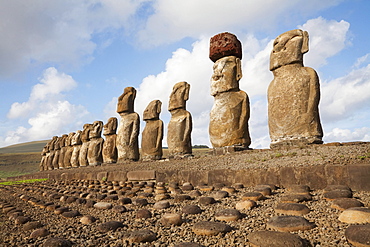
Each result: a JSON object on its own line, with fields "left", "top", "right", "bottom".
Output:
{"left": 132, "top": 88, "right": 137, "bottom": 99}
{"left": 183, "top": 83, "right": 190, "bottom": 101}
{"left": 156, "top": 100, "right": 162, "bottom": 114}
{"left": 236, "top": 58, "right": 243, "bottom": 81}
{"left": 301, "top": 31, "right": 309, "bottom": 54}
{"left": 112, "top": 117, "right": 117, "bottom": 130}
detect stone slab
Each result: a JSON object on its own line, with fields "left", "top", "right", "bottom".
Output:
{"left": 127, "top": 170, "right": 155, "bottom": 181}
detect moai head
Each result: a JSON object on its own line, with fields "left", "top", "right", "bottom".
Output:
{"left": 143, "top": 100, "right": 162, "bottom": 121}
{"left": 270, "top": 29, "right": 309, "bottom": 71}
{"left": 117, "top": 87, "right": 136, "bottom": 114}
{"left": 81, "top": 123, "right": 92, "bottom": 141}
{"left": 209, "top": 32, "right": 243, "bottom": 96}
{"left": 89, "top": 121, "right": 103, "bottom": 139}
{"left": 60, "top": 134, "right": 68, "bottom": 147}
{"left": 66, "top": 132, "right": 75, "bottom": 146}
{"left": 168, "top": 81, "right": 190, "bottom": 111}
{"left": 103, "top": 117, "right": 118, "bottom": 136}
{"left": 49, "top": 136, "right": 58, "bottom": 150}
{"left": 71, "top": 130, "right": 82, "bottom": 146}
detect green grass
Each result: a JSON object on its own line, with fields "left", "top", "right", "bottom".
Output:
{"left": 0, "top": 178, "right": 48, "bottom": 186}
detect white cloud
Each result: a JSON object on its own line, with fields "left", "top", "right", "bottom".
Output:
{"left": 324, "top": 127, "right": 370, "bottom": 143}
{"left": 137, "top": 0, "right": 342, "bottom": 47}
{"left": 0, "top": 0, "right": 145, "bottom": 77}
{"left": 0, "top": 67, "right": 89, "bottom": 147}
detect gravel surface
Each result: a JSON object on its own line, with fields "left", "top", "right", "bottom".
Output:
{"left": 1, "top": 179, "right": 369, "bottom": 246}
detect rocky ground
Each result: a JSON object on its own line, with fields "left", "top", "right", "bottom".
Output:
{"left": 1, "top": 142, "right": 370, "bottom": 247}
{"left": 0, "top": 179, "right": 369, "bottom": 246}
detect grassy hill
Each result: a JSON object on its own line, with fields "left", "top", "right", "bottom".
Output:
{"left": 0, "top": 140, "right": 48, "bottom": 179}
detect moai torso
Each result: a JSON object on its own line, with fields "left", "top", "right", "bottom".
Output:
{"left": 102, "top": 117, "right": 118, "bottom": 164}
{"left": 141, "top": 100, "right": 164, "bottom": 161}
{"left": 79, "top": 124, "right": 92, "bottom": 166}
{"left": 71, "top": 130, "right": 82, "bottom": 167}
{"left": 52, "top": 136, "right": 61, "bottom": 169}
{"left": 47, "top": 136, "right": 58, "bottom": 170}
{"left": 116, "top": 87, "right": 140, "bottom": 162}
{"left": 268, "top": 29, "right": 323, "bottom": 147}
{"left": 87, "top": 121, "right": 104, "bottom": 166}
{"left": 58, "top": 134, "right": 68, "bottom": 169}
{"left": 63, "top": 132, "right": 75, "bottom": 168}
{"left": 167, "top": 81, "right": 192, "bottom": 158}
{"left": 208, "top": 32, "right": 251, "bottom": 150}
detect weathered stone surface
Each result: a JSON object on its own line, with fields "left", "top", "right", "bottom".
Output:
{"left": 79, "top": 124, "right": 92, "bottom": 167}
{"left": 209, "top": 32, "right": 242, "bottom": 62}
{"left": 213, "top": 190, "right": 229, "bottom": 199}
{"left": 93, "top": 202, "right": 112, "bottom": 210}
{"left": 97, "top": 221, "right": 123, "bottom": 232}
{"left": 116, "top": 87, "right": 140, "bottom": 162}
{"left": 15, "top": 216, "right": 31, "bottom": 225}
{"left": 182, "top": 205, "right": 202, "bottom": 214}
{"left": 136, "top": 209, "right": 152, "bottom": 219}
{"left": 153, "top": 200, "right": 170, "bottom": 209}
{"left": 122, "top": 229, "right": 156, "bottom": 243}
{"left": 63, "top": 132, "right": 75, "bottom": 168}
{"left": 339, "top": 207, "right": 370, "bottom": 224}
{"left": 132, "top": 198, "right": 148, "bottom": 207}
{"left": 268, "top": 29, "right": 323, "bottom": 147}
{"left": 323, "top": 189, "right": 352, "bottom": 201}
{"left": 215, "top": 209, "right": 242, "bottom": 221}
{"left": 71, "top": 130, "right": 82, "bottom": 167}
{"left": 167, "top": 81, "right": 192, "bottom": 158}
{"left": 345, "top": 224, "right": 370, "bottom": 247}
{"left": 160, "top": 213, "right": 182, "bottom": 226}
{"left": 102, "top": 117, "right": 118, "bottom": 164}
{"left": 112, "top": 205, "right": 126, "bottom": 213}
{"left": 30, "top": 228, "right": 49, "bottom": 238}
{"left": 275, "top": 203, "right": 310, "bottom": 216}
{"left": 235, "top": 200, "right": 256, "bottom": 210}
{"left": 280, "top": 194, "right": 312, "bottom": 203}
{"left": 174, "top": 194, "right": 191, "bottom": 202}
{"left": 80, "top": 215, "right": 96, "bottom": 225}
{"left": 23, "top": 221, "right": 43, "bottom": 231}
{"left": 199, "top": 197, "right": 216, "bottom": 205}
{"left": 61, "top": 210, "right": 80, "bottom": 218}
{"left": 287, "top": 185, "right": 310, "bottom": 194}
{"left": 209, "top": 54, "right": 250, "bottom": 149}
{"left": 43, "top": 238, "right": 72, "bottom": 247}
{"left": 331, "top": 198, "right": 364, "bottom": 211}
{"left": 87, "top": 121, "right": 104, "bottom": 166}
{"left": 192, "top": 221, "right": 232, "bottom": 236}
{"left": 247, "top": 231, "right": 308, "bottom": 247}
{"left": 267, "top": 216, "right": 315, "bottom": 232}
{"left": 141, "top": 100, "right": 164, "bottom": 161}
{"left": 54, "top": 207, "right": 69, "bottom": 215}
{"left": 127, "top": 170, "right": 155, "bottom": 181}
{"left": 242, "top": 192, "right": 265, "bottom": 201}
{"left": 173, "top": 243, "right": 203, "bottom": 247}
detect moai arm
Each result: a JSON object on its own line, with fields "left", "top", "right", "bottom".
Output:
{"left": 183, "top": 112, "right": 193, "bottom": 143}
{"left": 157, "top": 120, "right": 164, "bottom": 150}
{"left": 129, "top": 114, "right": 140, "bottom": 147}
{"left": 240, "top": 92, "right": 250, "bottom": 131}
{"left": 305, "top": 67, "right": 320, "bottom": 116}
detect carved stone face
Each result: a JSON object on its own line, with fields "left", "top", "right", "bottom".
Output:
{"left": 71, "top": 130, "right": 82, "bottom": 145}
{"left": 89, "top": 121, "right": 103, "bottom": 139}
{"left": 168, "top": 81, "right": 190, "bottom": 111}
{"left": 103, "top": 117, "right": 118, "bottom": 136}
{"left": 117, "top": 87, "right": 136, "bottom": 114}
{"left": 270, "top": 29, "right": 309, "bottom": 71}
{"left": 81, "top": 124, "right": 92, "bottom": 141}
{"left": 143, "top": 100, "right": 162, "bottom": 121}
{"left": 211, "top": 56, "right": 242, "bottom": 96}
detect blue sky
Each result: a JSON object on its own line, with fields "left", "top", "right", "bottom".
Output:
{"left": 1, "top": 0, "right": 369, "bottom": 148}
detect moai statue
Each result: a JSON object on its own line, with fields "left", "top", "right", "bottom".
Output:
{"left": 58, "top": 134, "right": 68, "bottom": 169}
{"left": 79, "top": 123, "right": 92, "bottom": 166}
{"left": 102, "top": 117, "right": 118, "bottom": 164}
{"left": 167, "top": 81, "right": 193, "bottom": 158}
{"left": 116, "top": 87, "right": 140, "bottom": 162}
{"left": 40, "top": 145, "right": 48, "bottom": 171}
{"left": 141, "top": 100, "right": 164, "bottom": 161}
{"left": 71, "top": 130, "right": 82, "bottom": 167}
{"left": 268, "top": 29, "right": 323, "bottom": 148}
{"left": 63, "top": 132, "right": 75, "bottom": 168}
{"left": 209, "top": 32, "right": 251, "bottom": 153}
{"left": 51, "top": 136, "right": 61, "bottom": 169}
{"left": 87, "top": 121, "right": 104, "bottom": 166}
{"left": 46, "top": 136, "right": 58, "bottom": 170}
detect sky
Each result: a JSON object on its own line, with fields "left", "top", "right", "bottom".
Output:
{"left": 0, "top": 0, "right": 370, "bottom": 149}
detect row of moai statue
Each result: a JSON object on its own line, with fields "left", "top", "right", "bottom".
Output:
{"left": 40, "top": 29, "right": 323, "bottom": 170}
{"left": 40, "top": 81, "right": 193, "bottom": 171}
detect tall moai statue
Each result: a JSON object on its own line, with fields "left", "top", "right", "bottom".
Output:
{"left": 141, "top": 100, "right": 164, "bottom": 161}
{"left": 116, "top": 87, "right": 140, "bottom": 162}
{"left": 167, "top": 81, "right": 193, "bottom": 158}
{"left": 71, "top": 130, "right": 82, "bottom": 167}
{"left": 63, "top": 132, "right": 75, "bottom": 168}
{"left": 209, "top": 32, "right": 251, "bottom": 152}
{"left": 102, "top": 117, "right": 118, "bottom": 164}
{"left": 40, "top": 144, "right": 48, "bottom": 171}
{"left": 87, "top": 121, "right": 104, "bottom": 166}
{"left": 58, "top": 134, "right": 68, "bottom": 169}
{"left": 268, "top": 29, "right": 323, "bottom": 148}
{"left": 79, "top": 123, "right": 92, "bottom": 166}
{"left": 51, "top": 136, "right": 61, "bottom": 169}
{"left": 46, "top": 136, "right": 58, "bottom": 170}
